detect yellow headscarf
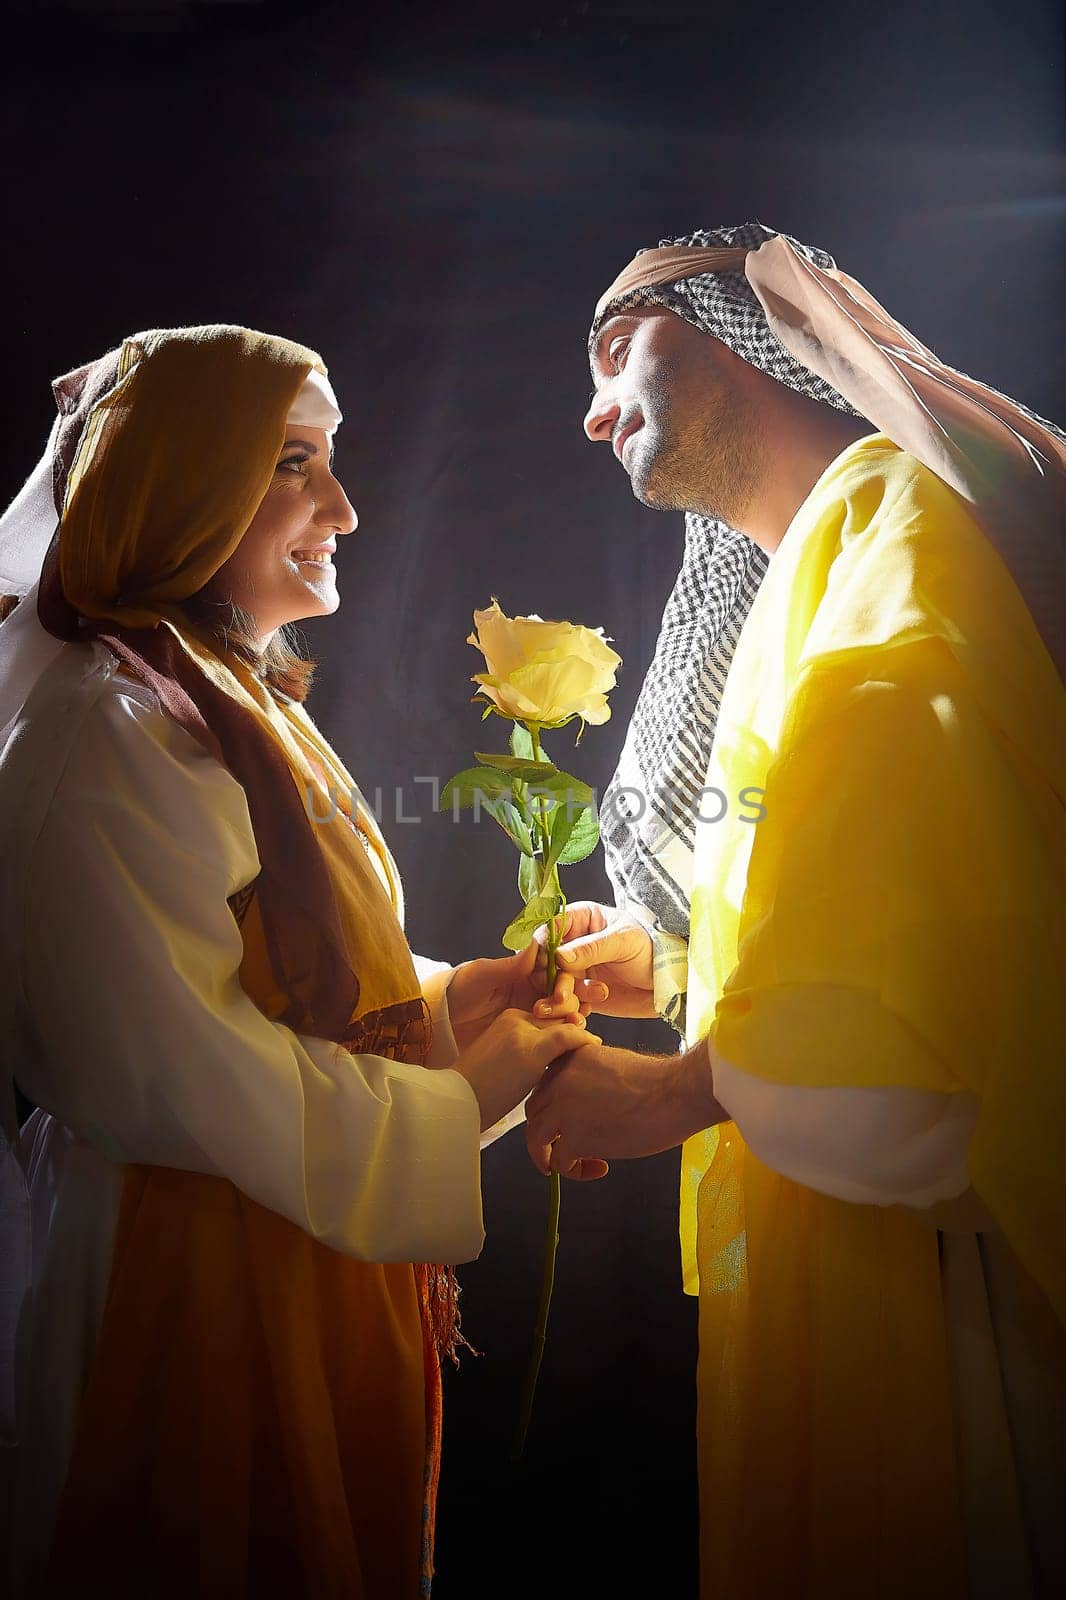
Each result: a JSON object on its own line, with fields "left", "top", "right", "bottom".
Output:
{"left": 58, "top": 323, "right": 323, "bottom": 627}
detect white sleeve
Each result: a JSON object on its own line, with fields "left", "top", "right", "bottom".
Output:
{"left": 17, "top": 684, "right": 485, "bottom": 1265}
{"left": 612, "top": 897, "right": 688, "bottom": 1034}
{"left": 477, "top": 1102, "right": 529, "bottom": 1150}
{"left": 410, "top": 955, "right": 460, "bottom": 1070}
{"left": 618, "top": 897, "right": 656, "bottom": 931}
{"left": 712, "top": 1056, "right": 978, "bottom": 1208}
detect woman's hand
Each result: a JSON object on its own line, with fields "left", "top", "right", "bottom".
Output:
{"left": 534, "top": 901, "right": 657, "bottom": 1018}
{"left": 447, "top": 939, "right": 609, "bottom": 1053}
{"left": 451, "top": 1007, "right": 604, "bottom": 1155}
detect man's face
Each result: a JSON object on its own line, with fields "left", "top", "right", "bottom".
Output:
{"left": 583, "top": 307, "right": 763, "bottom": 527}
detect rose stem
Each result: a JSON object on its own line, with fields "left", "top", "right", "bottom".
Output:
{"left": 511, "top": 723, "right": 564, "bottom": 1460}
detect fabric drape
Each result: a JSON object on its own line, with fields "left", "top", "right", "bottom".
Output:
{"left": 683, "top": 434, "right": 1065, "bottom": 1596}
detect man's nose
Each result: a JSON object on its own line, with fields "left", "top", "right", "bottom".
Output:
{"left": 583, "top": 393, "right": 620, "bottom": 444}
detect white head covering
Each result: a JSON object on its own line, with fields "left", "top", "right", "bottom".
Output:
{"left": 286, "top": 367, "right": 342, "bottom": 432}
{"left": 0, "top": 419, "right": 67, "bottom": 752}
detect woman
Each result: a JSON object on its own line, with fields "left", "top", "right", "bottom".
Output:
{"left": 0, "top": 324, "right": 600, "bottom": 1597}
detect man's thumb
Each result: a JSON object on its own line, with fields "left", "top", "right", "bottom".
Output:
{"left": 556, "top": 936, "right": 603, "bottom": 969}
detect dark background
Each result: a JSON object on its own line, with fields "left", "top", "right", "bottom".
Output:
{"left": 3, "top": 2, "right": 1063, "bottom": 1595}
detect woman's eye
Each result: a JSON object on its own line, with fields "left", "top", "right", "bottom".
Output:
{"left": 277, "top": 455, "right": 309, "bottom": 476}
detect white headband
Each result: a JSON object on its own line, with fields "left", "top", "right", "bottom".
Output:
{"left": 286, "top": 368, "right": 342, "bottom": 433}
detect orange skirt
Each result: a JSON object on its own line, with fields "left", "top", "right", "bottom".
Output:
{"left": 46, "top": 1164, "right": 437, "bottom": 1598}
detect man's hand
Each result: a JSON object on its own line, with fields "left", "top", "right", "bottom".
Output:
{"left": 524, "top": 1038, "right": 728, "bottom": 1180}
{"left": 447, "top": 939, "right": 610, "bottom": 1053}
{"left": 534, "top": 901, "right": 657, "bottom": 1018}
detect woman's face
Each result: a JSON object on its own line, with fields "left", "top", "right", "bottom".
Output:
{"left": 210, "top": 425, "right": 357, "bottom": 643}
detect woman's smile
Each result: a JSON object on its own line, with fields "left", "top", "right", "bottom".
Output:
{"left": 289, "top": 545, "right": 336, "bottom": 568}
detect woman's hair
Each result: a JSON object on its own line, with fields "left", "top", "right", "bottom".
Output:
{"left": 179, "top": 584, "right": 316, "bottom": 703}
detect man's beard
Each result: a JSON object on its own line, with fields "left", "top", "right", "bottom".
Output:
{"left": 629, "top": 379, "right": 763, "bottom": 529}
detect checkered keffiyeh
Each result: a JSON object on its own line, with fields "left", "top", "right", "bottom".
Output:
{"left": 593, "top": 223, "right": 864, "bottom": 1029}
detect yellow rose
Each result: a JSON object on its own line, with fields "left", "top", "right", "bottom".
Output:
{"left": 468, "top": 598, "right": 621, "bottom": 726}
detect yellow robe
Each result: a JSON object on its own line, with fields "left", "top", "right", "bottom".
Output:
{"left": 683, "top": 434, "right": 1066, "bottom": 1596}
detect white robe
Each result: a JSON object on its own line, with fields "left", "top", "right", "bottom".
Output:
{"left": 0, "top": 637, "right": 521, "bottom": 1595}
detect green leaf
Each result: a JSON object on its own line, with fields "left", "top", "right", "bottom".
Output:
{"left": 440, "top": 767, "right": 512, "bottom": 811}
{"left": 509, "top": 723, "right": 536, "bottom": 761}
{"left": 496, "top": 800, "right": 534, "bottom": 856}
{"left": 518, "top": 851, "right": 540, "bottom": 902}
{"left": 474, "top": 751, "right": 557, "bottom": 781}
{"left": 542, "top": 802, "right": 579, "bottom": 877}
{"left": 469, "top": 791, "right": 534, "bottom": 854}
{"left": 510, "top": 781, "right": 535, "bottom": 829}
{"left": 440, "top": 773, "right": 534, "bottom": 853}
{"left": 557, "top": 806, "right": 600, "bottom": 865}
{"left": 502, "top": 894, "right": 560, "bottom": 954}
{"left": 529, "top": 769, "right": 595, "bottom": 810}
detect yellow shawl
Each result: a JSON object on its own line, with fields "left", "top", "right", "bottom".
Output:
{"left": 684, "top": 434, "right": 1066, "bottom": 1595}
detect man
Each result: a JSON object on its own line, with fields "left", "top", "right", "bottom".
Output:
{"left": 528, "top": 224, "right": 1066, "bottom": 1596}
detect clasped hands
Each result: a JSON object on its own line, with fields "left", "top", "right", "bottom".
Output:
{"left": 448, "top": 902, "right": 724, "bottom": 1183}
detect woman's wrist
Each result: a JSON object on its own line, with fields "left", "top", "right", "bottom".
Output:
{"left": 451, "top": 1018, "right": 481, "bottom": 1055}
{"left": 419, "top": 964, "right": 462, "bottom": 1067}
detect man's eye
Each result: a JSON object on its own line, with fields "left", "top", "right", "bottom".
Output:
{"left": 608, "top": 338, "right": 629, "bottom": 372}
